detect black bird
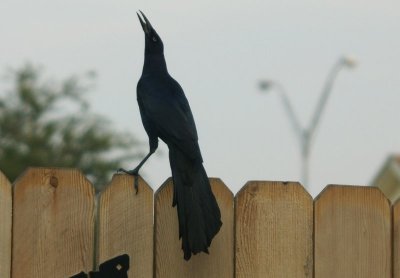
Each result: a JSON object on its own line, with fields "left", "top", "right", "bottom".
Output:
{"left": 118, "top": 11, "right": 222, "bottom": 260}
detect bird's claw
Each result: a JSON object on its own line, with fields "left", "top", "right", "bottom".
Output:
{"left": 117, "top": 168, "right": 138, "bottom": 175}
{"left": 117, "top": 168, "right": 140, "bottom": 194}
{"left": 134, "top": 175, "right": 139, "bottom": 195}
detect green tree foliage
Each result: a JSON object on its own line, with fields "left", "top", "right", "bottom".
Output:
{"left": 0, "top": 64, "right": 144, "bottom": 190}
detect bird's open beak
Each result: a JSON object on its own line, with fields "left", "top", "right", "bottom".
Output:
{"left": 137, "top": 10, "right": 152, "bottom": 35}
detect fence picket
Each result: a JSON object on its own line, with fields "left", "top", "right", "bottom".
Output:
{"left": 154, "top": 178, "right": 234, "bottom": 278}
{"left": 12, "top": 168, "right": 95, "bottom": 278}
{"left": 0, "top": 172, "right": 11, "bottom": 278}
{"left": 314, "top": 185, "right": 391, "bottom": 278}
{"left": 235, "top": 181, "right": 313, "bottom": 277}
{"left": 394, "top": 199, "right": 400, "bottom": 278}
{"left": 98, "top": 174, "right": 153, "bottom": 277}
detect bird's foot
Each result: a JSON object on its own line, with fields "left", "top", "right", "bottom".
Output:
{"left": 117, "top": 168, "right": 140, "bottom": 194}
{"left": 117, "top": 168, "right": 139, "bottom": 176}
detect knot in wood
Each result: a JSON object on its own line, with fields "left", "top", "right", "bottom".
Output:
{"left": 50, "top": 176, "right": 58, "bottom": 188}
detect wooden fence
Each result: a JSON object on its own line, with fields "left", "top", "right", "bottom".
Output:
{"left": 0, "top": 167, "right": 399, "bottom": 277}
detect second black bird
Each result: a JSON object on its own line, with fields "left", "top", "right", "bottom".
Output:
{"left": 119, "top": 11, "right": 222, "bottom": 260}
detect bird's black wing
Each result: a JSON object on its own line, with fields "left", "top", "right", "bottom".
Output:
{"left": 137, "top": 75, "right": 202, "bottom": 161}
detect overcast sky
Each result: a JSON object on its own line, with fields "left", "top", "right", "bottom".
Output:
{"left": 1, "top": 0, "right": 399, "bottom": 196}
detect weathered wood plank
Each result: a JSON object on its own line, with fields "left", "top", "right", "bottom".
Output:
{"left": 315, "top": 185, "right": 391, "bottom": 278}
{"left": 98, "top": 174, "right": 153, "bottom": 277}
{"left": 154, "top": 178, "right": 234, "bottom": 278}
{"left": 235, "top": 181, "right": 313, "bottom": 278}
{"left": 0, "top": 171, "right": 12, "bottom": 278}
{"left": 394, "top": 199, "right": 400, "bottom": 278}
{"left": 12, "top": 168, "right": 95, "bottom": 278}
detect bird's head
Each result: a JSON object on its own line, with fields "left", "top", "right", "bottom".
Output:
{"left": 137, "top": 11, "right": 164, "bottom": 55}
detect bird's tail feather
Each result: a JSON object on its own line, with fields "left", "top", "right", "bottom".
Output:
{"left": 169, "top": 147, "right": 222, "bottom": 260}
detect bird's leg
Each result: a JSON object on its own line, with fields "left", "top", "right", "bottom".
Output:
{"left": 118, "top": 152, "right": 152, "bottom": 194}
{"left": 118, "top": 138, "right": 158, "bottom": 193}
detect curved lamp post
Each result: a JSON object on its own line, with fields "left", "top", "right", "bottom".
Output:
{"left": 259, "top": 56, "right": 357, "bottom": 188}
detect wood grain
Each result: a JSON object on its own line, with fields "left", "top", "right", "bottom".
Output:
{"left": 154, "top": 178, "right": 234, "bottom": 278}
{"left": 98, "top": 174, "right": 153, "bottom": 277}
{"left": 12, "top": 168, "right": 95, "bottom": 278}
{"left": 0, "top": 171, "right": 12, "bottom": 278}
{"left": 235, "top": 181, "right": 313, "bottom": 278}
{"left": 314, "top": 185, "right": 391, "bottom": 278}
{"left": 394, "top": 199, "right": 400, "bottom": 278}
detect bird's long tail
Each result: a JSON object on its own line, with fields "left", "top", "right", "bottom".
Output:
{"left": 169, "top": 147, "right": 222, "bottom": 260}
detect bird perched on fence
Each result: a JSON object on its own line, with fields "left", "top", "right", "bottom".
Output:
{"left": 118, "top": 11, "right": 222, "bottom": 260}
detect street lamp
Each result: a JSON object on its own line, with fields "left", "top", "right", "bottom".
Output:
{"left": 259, "top": 56, "right": 357, "bottom": 188}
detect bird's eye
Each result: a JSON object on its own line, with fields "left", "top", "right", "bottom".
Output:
{"left": 152, "top": 37, "right": 157, "bottom": 42}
